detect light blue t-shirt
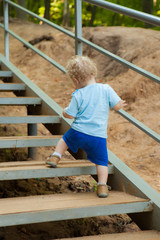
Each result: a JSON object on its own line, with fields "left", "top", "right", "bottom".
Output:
{"left": 65, "top": 83, "right": 121, "bottom": 138}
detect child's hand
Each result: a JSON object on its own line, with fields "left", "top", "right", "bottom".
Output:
{"left": 113, "top": 100, "right": 127, "bottom": 111}
{"left": 62, "top": 109, "right": 75, "bottom": 119}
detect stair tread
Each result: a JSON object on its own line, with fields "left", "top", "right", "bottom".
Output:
{"left": 0, "top": 71, "right": 12, "bottom": 77}
{"left": 0, "top": 97, "right": 41, "bottom": 105}
{"left": 0, "top": 115, "right": 61, "bottom": 124}
{"left": 0, "top": 135, "right": 61, "bottom": 148}
{"left": 0, "top": 97, "right": 40, "bottom": 98}
{"left": 0, "top": 83, "right": 25, "bottom": 91}
{"left": 0, "top": 160, "right": 114, "bottom": 180}
{"left": 0, "top": 159, "right": 95, "bottom": 169}
{"left": 0, "top": 191, "right": 149, "bottom": 215}
{"left": 0, "top": 135, "right": 61, "bottom": 140}
{"left": 0, "top": 83, "right": 24, "bottom": 85}
{"left": 57, "top": 230, "right": 160, "bottom": 240}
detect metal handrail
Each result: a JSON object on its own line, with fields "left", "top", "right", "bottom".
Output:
{"left": 0, "top": 23, "right": 66, "bottom": 73}
{"left": 3, "top": 0, "right": 160, "bottom": 84}
{"left": 1, "top": 0, "right": 160, "bottom": 143}
{"left": 79, "top": 36, "right": 160, "bottom": 84}
{"left": 83, "top": 0, "right": 160, "bottom": 26}
{"left": 118, "top": 109, "right": 160, "bottom": 143}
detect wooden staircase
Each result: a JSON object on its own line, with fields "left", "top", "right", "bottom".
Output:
{"left": 0, "top": 53, "right": 160, "bottom": 239}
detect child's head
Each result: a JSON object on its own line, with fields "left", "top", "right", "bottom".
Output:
{"left": 66, "top": 55, "right": 97, "bottom": 88}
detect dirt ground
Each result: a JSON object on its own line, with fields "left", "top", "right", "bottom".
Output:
{"left": 0, "top": 19, "right": 159, "bottom": 239}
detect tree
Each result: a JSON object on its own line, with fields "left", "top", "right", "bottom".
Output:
{"left": 142, "top": 0, "right": 153, "bottom": 28}
{"left": 44, "top": 0, "right": 50, "bottom": 20}
{"left": 16, "top": 0, "right": 27, "bottom": 20}
{"left": 0, "top": 2, "right": 3, "bottom": 18}
{"left": 63, "top": 0, "right": 70, "bottom": 27}
{"left": 3, "top": 0, "right": 159, "bottom": 29}
{"left": 89, "top": 5, "right": 97, "bottom": 26}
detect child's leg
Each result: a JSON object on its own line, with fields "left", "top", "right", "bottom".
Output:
{"left": 46, "top": 138, "right": 68, "bottom": 167}
{"left": 55, "top": 138, "right": 68, "bottom": 155}
{"left": 96, "top": 165, "right": 108, "bottom": 184}
{"left": 96, "top": 165, "right": 108, "bottom": 198}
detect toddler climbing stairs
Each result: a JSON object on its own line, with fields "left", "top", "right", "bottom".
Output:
{"left": 0, "top": 54, "right": 160, "bottom": 239}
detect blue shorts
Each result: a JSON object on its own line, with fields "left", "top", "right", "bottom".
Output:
{"left": 63, "top": 128, "right": 108, "bottom": 166}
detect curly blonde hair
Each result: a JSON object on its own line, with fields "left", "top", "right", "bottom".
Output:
{"left": 66, "top": 56, "right": 97, "bottom": 87}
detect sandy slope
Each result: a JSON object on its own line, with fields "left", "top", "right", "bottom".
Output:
{"left": 0, "top": 19, "right": 159, "bottom": 193}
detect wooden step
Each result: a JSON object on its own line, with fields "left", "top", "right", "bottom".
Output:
{"left": 0, "top": 135, "right": 61, "bottom": 148}
{"left": 57, "top": 230, "right": 160, "bottom": 240}
{"left": 0, "top": 83, "right": 25, "bottom": 91}
{"left": 0, "top": 191, "right": 152, "bottom": 227}
{"left": 0, "top": 71, "right": 12, "bottom": 78}
{"left": 0, "top": 115, "right": 61, "bottom": 124}
{"left": 0, "top": 97, "right": 41, "bottom": 105}
{"left": 0, "top": 160, "right": 114, "bottom": 180}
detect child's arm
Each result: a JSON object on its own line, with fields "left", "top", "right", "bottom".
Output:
{"left": 113, "top": 100, "right": 127, "bottom": 111}
{"left": 62, "top": 109, "right": 75, "bottom": 119}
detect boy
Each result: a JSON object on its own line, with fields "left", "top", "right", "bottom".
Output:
{"left": 46, "top": 56, "right": 126, "bottom": 198}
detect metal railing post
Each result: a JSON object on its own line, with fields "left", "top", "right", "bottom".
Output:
{"left": 75, "top": 0, "right": 82, "bottom": 55}
{"left": 28, "top": 124, "right": 37, "bottom": 159}
{"left": 27, "top": 107, "right": 37, "bottom": 159}
{"left": 3, "top": 0, "right": 9, "bottom": 60}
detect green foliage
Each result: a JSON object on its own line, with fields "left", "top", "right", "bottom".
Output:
{"left": 81, "top": 0, "right": 145, "bottom": 27}
{"left": 50, "top": 1, "right": 63, "bottom": 22}
{"left": 38, "top": 0, "right": 64, "bottom": 24}
{"left": 8, "top": 0, "right": 17, "bottom": 18}
{"left": 92, "top": 179, "right": 97, "bottom": 192}
{"left": 5, "top": 0, "right": 160, "bottom": 30}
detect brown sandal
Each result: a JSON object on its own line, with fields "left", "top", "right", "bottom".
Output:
{"left": 46, "top": 155, "right": 60, "bottom": 168}
{"left": 97, "top": 184, "right": 109, "bottom": 198}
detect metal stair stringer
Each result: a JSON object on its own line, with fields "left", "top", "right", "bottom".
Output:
{"left": 108, "top": 150, "right": 160, "bottom": 231}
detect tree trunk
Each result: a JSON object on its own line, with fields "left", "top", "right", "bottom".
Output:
{"left": 0, "top": 1, "right": 3, "bottom": 18}
{"left": 63, "top": 0, "right": 70, "bottom": 27}
{"left": 142, "top": 0, "right": 153, "bottom": 28}
{"left": 16, "top": 0, "right": 27, "bottom": 20}
{"left": 89, "top": 5, "right": 96, "bottom": 26}
{"left": 44, "top": 0, "right": 50, "bottom": 20}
